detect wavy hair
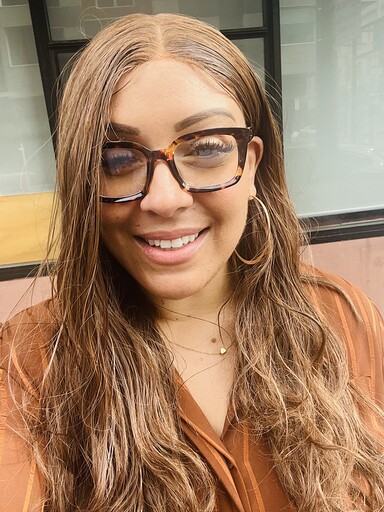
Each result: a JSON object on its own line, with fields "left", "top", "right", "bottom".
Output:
{"left": 23, "top": 12, "right": 384, "bottom": 511}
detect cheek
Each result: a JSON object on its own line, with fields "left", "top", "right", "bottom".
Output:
{"left": 212, "top": 187, "right": 250, "bottom": 232}
{"left": 100, "top": 205, "right": 134, "bottom": 241}
{"left": 101, "top": 203, "right": 135, "bottom": 224}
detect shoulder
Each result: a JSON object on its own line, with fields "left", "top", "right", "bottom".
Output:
{"left": 304, "top": 266, "right": 383, "bottom": 343}
{"left": 0, "top": 299, "right": 57, "bottom": 388}
{"left": 1, "top": 298, "right": 57, "bottom": 335}
{"left": 304, "top": 267, "right": 384, "bottom": 404}
{"left": 0, "top": 299, "right": 57, "bottom": 351}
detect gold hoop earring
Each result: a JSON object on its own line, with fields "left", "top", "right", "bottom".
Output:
{"left": 234, "top": 195, "right": 272, "bottom": 265}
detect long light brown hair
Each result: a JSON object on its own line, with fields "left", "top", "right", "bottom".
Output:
{"left": 24, "top": 12, "right": 384, "bottom": 511}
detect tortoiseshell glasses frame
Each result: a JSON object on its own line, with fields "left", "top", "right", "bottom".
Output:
{"left": 99, "top": 127, "right": 253, "bottom": 203}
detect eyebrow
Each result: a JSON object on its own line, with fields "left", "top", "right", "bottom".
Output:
{"left": 107, "top": 108, "right": 237, "bottom": 139}
{"left": 107, "top": 123, "right": 140, "bottom": 138}
{"left": 174, "top": 109, "right": 237, "bottom": 132}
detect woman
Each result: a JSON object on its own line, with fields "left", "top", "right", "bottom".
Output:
{"left": 0, "top": 12, "right": 383, "bottom": 512}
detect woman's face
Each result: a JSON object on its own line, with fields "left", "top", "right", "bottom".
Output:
{"left": 101, "top": 59, "right": 263, "bottom": 303}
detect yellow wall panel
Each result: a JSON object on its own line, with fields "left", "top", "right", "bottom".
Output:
{"left": 0, "top": 192, "right": 55, "bottom": 265}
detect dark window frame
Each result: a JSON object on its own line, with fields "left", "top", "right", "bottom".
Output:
{"left": 1, "top": 0, "right": 383, "bottom": 281}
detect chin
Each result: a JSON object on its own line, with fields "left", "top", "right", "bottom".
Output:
{"left": 141, "top": 282, "right": 202, "bottom": 302}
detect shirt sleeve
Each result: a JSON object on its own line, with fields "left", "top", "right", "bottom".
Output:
{"left": 343, "top": 284, "right": 384, "bottom": 436}
{"left": 310, "top": 270, "right": 384, "bottom": 437}
{"left": 0, "top": 321, "right": 44, "bottom": 512}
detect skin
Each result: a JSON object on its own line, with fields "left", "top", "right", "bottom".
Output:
{"left": 101, "top": 59, "right": 263, "bottom": 318}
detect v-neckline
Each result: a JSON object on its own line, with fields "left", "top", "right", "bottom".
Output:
{"left": 175, "top": 370, "right": 235, "bottom": 443}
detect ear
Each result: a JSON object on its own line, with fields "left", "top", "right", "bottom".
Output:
{"left": 246, "top": 136, "right": 263, "bottom": 197}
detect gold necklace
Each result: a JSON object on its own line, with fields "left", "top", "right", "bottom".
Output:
{"left": 162, "top": 333, "right": 232, "bottom": 356}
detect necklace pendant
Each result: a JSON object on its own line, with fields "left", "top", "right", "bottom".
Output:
{"left": 220, "top": 347, "right": 227, "bottom": 355}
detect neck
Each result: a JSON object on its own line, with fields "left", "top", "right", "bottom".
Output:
{"left": 145, "top": 267, "right": 237, "bottom": 356}
{"left": 153, "top": 275, "right": 233, "bottom": 323}
{"left": 154, "top": 289, "right": 236, "bottom": 357}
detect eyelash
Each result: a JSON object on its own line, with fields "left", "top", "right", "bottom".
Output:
{"left": 189, "top": 139, "right": 233, "bottom": 154}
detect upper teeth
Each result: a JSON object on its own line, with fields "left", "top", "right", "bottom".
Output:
{"left": 147, "top": 233, "right": 199, "bottom": 249}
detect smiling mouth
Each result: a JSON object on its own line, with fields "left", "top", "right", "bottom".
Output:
{"left": 143, "top": 232, "right": 201, "bottom": 250}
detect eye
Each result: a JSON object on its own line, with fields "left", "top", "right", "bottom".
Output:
{"left": 102, "top": 147, "right": 146, "bottom": 177}
{"left": 187, "top": 137, "right": 235, "bottom": 158}
{"left": 175, "top": 135, "right": 237, "bottom": 170}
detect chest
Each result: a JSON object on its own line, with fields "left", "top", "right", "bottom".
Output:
{"left": 174, "top": 353, "right": 235, "bottom": 437}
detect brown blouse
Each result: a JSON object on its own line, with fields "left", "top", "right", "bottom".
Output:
{"left": 0, "top": 271, "right": 383, "bottom": 511}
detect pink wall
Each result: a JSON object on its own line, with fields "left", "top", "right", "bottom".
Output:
{"left": 304, "top": 236, "right": 384, "bottom": 315}
{"left": 0, "top": 276, "right": 52, "bottom": 324}
{"left": 0, "top": 236, "right": 383, "bottom": 324}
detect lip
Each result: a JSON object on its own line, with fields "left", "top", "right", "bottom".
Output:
{"left": 134, "top": 228, "right": 208, "bottom": 265}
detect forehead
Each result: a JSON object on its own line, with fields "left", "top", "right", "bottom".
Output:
{"left": 110, "top": 59, "right": 245, "bottom": 138}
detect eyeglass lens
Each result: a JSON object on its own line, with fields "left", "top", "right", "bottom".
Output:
{"left": 100, "top": 133, "right": 239, "bottom": 199}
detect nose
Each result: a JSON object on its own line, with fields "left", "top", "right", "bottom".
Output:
{"left": 140, "top": 160, "right": 193, "bottom": 217}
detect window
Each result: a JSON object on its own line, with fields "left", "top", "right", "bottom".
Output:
{"left": 44, "top": 0, "right": 264, "bottom": 40}
{"left": 0, "top": 2, "right": 55, "bottom": 277}
{"left": 5, "top": 25, "right": 38, "bottom": 66}
{"left": 281, "top": 0, "right": 384, "bottom": 241}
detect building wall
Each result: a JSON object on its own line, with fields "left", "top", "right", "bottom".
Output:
{"left": 1, "top": 236, "right": 383, "bottom": 324}
{"left": 304, "top": 236, "right": 384, "bottom": 314}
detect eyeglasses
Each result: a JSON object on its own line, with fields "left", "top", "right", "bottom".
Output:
{"left": 99, "top": 127, "right": 253, "bottom": 203}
